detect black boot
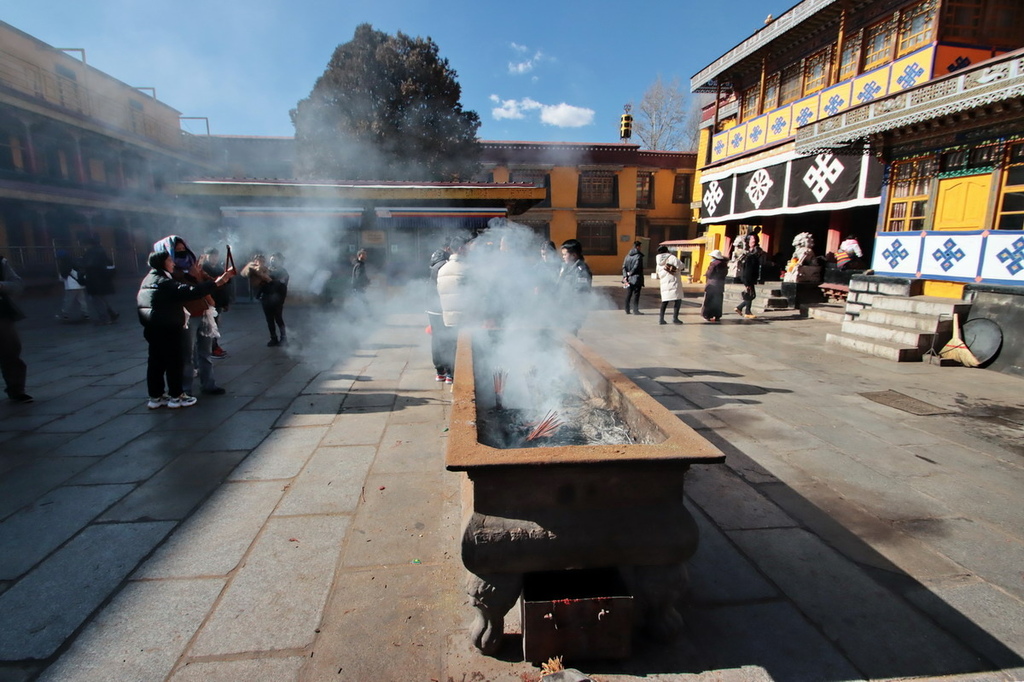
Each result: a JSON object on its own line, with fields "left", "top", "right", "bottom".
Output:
{"left": 659, "top": 302, "right": 668, "bottom": 324}
{"left": 672, "top": 301, "right": 683, "bottom": 324}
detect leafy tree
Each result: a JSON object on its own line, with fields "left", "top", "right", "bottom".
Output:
{"left": 291, "top": 24, "right": 481, "bottom": 181}
{"left": 634, "top": 76, "right": 701, "bottom": 152}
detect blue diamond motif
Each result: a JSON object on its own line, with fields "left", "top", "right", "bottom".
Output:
{"left": 932, "top": 238, "right": 966, "bottom": 272}
{"left": 749, "top": 125, "right": 763, "bottom": 142}
{"left": 795, "top": 107, "right": 813, "bottom": 127}
{"left": 897, "top": 63, "right": 926, "bottom": 89}
{"left": 823, "top": 94, "right": 845, "bottom": 116}
{"left": 771, "top": 117, "right": 787, "bottom": 134}
{"left": 730, "top": 132, "right": 743, "bottom": 149}
{"left": 996, "top": 237, "right": 1024, "bottom": 276}
{"left": 857, "top": 81, "right": 882, "bottom": 103}
{"left": 714, "top": 139, "right": 726, "bottom": 155}
{"left": 883, "top": 239, "right": 910, "bottom": 269}
{"left": 947, "top": 56, "right": 971, "bottom": 73}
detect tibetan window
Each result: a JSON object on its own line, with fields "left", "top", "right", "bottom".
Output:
{"left": 996, "top": 142, "right": 1024, "bottom": 230}
{"left": 803, "top": 47, "right": 832, "bottom": 95}
{"left": 576, "top": 220, "right": 618, "bottom": 256}
{"left": 886, "top": 155, "right": 935, "bottom": 232}
{"left": 863, "top": 17, "right": 896, "bottom": 71}
{"left": 779, "top": 64, "right": 802, "bottom": 105}
{"left": 741, "top": 84, "right": 760, "bottom": 121}
{"left": 838, "top": 30, "right": 862, "bottom": 81}
{"left": 636, "top": 171, "right": 654, "bottom": 209}
{"left": 578, "top": 171, "right": 618, "bottom": 208}
{"left": 898, "top": 0, "right": 937, "bottom": 56}
{"left": 762, "top": 73, "right": 780, "bottom": 111}
{"left": 672, "top": 175, "right": 690, "bottom": 204}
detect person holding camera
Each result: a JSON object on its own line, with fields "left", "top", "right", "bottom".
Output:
{"left": 652, "top": 245, "right": 684, "bottom": 325}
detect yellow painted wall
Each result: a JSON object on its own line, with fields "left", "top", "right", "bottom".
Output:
{"left": 922, "top": 280, "right": 964, "bottom": 298}
{"left": 933, "top": 175, "right": 991, "bottom": 230}
{"left": 0, "top": 23, "right": 182, "bottom": 148}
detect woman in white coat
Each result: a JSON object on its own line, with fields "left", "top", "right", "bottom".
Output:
{"left": 652, "top": 245, "right": 684, "bottom": 325}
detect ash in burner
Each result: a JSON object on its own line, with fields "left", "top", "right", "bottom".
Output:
{"left": 479, "top": 396, "right": 636, "bottom": 449}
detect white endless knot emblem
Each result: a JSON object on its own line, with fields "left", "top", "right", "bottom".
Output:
{"left": 703, "top": 180, "right": 725, "bottom": 216}
{"left": 745, "top": 169, "right": 773, "bottom": 209}
{"left": 803, "top": 153, "right": 845, "bottom": 201}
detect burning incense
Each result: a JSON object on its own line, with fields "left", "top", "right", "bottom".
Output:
{"left": 493, "top": 370, "right": 508, "bottom": 410}
{"left": 525, "top": 410, "right": 563, "bottom": 442}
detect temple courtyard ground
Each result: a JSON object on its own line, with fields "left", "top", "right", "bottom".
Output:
{"left": 0, "top": 276, "right": 1022, "bottom": 682}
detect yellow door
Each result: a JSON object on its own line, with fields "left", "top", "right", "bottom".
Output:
{"left": 933, "top": 175, "right": 991, "bottom": 230}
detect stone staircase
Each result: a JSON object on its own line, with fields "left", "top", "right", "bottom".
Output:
{"left": 826, "top": 287, "right": 972, "bottom": 362}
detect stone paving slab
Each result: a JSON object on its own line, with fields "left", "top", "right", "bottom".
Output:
{"left": 36, "top": 578, "right": 224, "bottom": 682}
{"left": 684, "top": 464, "right": 799, "bottom": 531}
{"left": 728, "top": 527, "right": 987, "bottom": 679}
{"left": 189, "top": 409, "right": 278, "bottom": 452}
{"left": 0, "top": 484, "right": 133, "bottom": 579}
{"left": 67, "top": 430, "right": 206, "bottom": 485}
{"left": 134, "top": 480, "right": 284, "bottom": 579}
{"left": 0, "top": 456, "right": 98, "bottom": 521}
{"left": 98, "top": 449, "right": 251, "bottom": 522}
{"left": 189, "top": 514, "right": 350, "bottom": 657}
{"left": 273, "top": 445, "right": 376, "bottom": 516}
{"left": 227, "top": 425, "right": 329, "bottom": 481}
{"left": 168, "top": 656, "right": 307, "bottom": 682}
{"left": 0, "top": 521, "right": 174, "bottom": 659}
{"left": 49, "top": 414, "right": 156, "bottom": 458}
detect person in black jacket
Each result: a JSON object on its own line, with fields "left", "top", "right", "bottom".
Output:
{"left": 0, "top": 254, "right": 30, "bottom": 403}
{"left": 735, "top": 235, "right": 764, "bottom": 319}
{"left": 81, "top": 235, "right": 119, "bottom": 325}
{"left": 621, "top": 240, "right": 645, "bottom": 315}
{"left": 137, "top": 251, "right": 234, "bottom": 409}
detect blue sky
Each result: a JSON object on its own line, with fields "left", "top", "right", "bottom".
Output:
{"left": 5, "top": 0, "right": 796, "bottom": 143}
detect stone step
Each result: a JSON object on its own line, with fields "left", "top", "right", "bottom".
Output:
{"left": 826, "top": 331, "right": 923, "bottom": 362}
{"left": 840, "top": 320, "right": 934, "bottom": 349}
{"left": 803, "top": 304, "right": 848, "bottom": 323}
{"left": 857, "top": 308, "right": 954, "bottom": 333}
{"left": 861, "top": 295, "right": 971, "bottom": 318}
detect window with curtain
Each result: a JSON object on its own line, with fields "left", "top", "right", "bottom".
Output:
{"left": 578, "top": 170, "right": 618, "bottom": 208}
{"left": 838, "top": 31, "right": 862, "bottom": 81}
{"left": 863, "top": 18, "right": 896, "bottom": 70}
{"left": 741, "top": 84, "right": 760, "bottom": 121}
{"left": 636, "top": 171, "right": 654, "bottom": 209}
{"left": 779, "top": 64, "right": 802, "bottom": 105}
{"left": 898, "top": 0, "right": 937, "bottom": 56}
{"left": 576, "top": 220, "right": 618, "bottom": 256}
{"left": 996, "top": 142, "right": 1024, "bottom": 230}
{"left": 803, "top": 47, "right": 832, "bottom": 95}
{"left": 886, "top": 155, "right": 935, "bottom": 231}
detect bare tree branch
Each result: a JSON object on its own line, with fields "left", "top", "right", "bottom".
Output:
{"left": 634, "top": 76, "right": 701, "bottom": 152}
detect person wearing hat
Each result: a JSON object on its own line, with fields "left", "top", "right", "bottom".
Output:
{"left": 701, "top": 249, "right": 729, "bottom": 322}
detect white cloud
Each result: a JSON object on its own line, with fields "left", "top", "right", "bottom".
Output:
{"left": 538, "top": 102, "right": 594, "bottom": 127}
{"left": 510, "top": 42, "right": 530, "bottom": 53}
{"left": 508, "top": 50, "right": 544, "bottom": 75}
{"left": 489, "top": 95, "right": 593, "bottom": 128}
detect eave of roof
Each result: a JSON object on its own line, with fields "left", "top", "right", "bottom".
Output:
{"left": 690, "top": 0, "right": 843, "bottom": 92}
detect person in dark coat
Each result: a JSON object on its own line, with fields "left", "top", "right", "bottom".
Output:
{"left": 557, "top": 239, "right": 593, "bottom": 335}
{"left": 736, "top": 236, "right": 764, "bottom": 319}
{"left": 621, "top": 240, "right": 645, "bottom": 315}
{"left": 81, "top": 235, "right": 119, "bottom": 324}
{"left": 0, "top": 254, "right": 30, "bottom": 402}
{"left": 137, "top": 250, "right": 234, "bottom": 409}
{"left": 701, "top": 249, "right": 729, "bottom": 322}
{"left": 350, "top": 249, "right": 371, "bottom": 317}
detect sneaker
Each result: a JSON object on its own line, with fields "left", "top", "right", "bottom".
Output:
{"left": 435, "top": 374, "right": 446, "bottom": 382}
{"left": 167, "top": 394, "right": 197, "bottom": 409}
{"left": 267, "top": 339, "right": 280, "bottom": 347}
{"left": 8, "top": 393, "right": 33, "bottom": 404}
{"left": 211, "top": 347, "right": 228, "bottom": 358}
{"left": 734, "top": 306, "right": 743, "bottom": 315}
{"left": 444, "top": 375, "right": 454, "bottom": 384}
{"left": 146, "top": 395, "right": 170, "bottom": 410}
{"left": 673, "top": 319, "right": 683, "bottom": 324}
{"left": 201, "top": 386, "right": 226, "bottom": 395}
{"left": 744, "top": 313, "right": 757, "bottom": 319}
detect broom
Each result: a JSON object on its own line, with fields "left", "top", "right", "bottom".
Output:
{"left": 939, "top": 313, "right": 979, "bottom": 367}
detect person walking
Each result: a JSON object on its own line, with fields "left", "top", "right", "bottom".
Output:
{"left": 701, "top": 249, "right": 729, "bottom": 322}
{"left": 621, "top": 240, "right": 645, "bottom": 315}
{"left": 81, "top": 235, "right": 119, "bottom": 325}
{"left": 427, "top": 237, "right": 456, "bottom": 383}
{"left": 351, "top": 249, "right": 371, "bottom": 317}
{"left": 137, "top": 250, "right": 234, "bottom": 410}
{"left": 0, "top": 253, "right": 31, "bottom": 403}
{"left": 736, "top": 237, "right": 764, "bottom": 319}
{"left": 55, "top": 249, "right": 89, "bottom": 321}
{"left": 652, "top": 245, "right": 684, "bottom": 325}
{"left": 435, "top": 236, "right": 471, "bottom": 384}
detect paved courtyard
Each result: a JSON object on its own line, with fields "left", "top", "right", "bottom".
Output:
{"left": 1, "top": 277, "right": 1022, "bottom": 682}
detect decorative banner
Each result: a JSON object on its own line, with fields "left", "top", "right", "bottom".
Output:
{"left": 873, "top": 233, "right": 922, "bottom": 277}
{"left": 874, "top": 230, "right": 1024, "bottom": 286}
{"left": 699, "top": 153, "right": 882, "bottom": 221}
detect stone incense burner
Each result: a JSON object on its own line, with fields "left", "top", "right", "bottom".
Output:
{"left": 445, "top": 330, "right": 725, "bottom": 655}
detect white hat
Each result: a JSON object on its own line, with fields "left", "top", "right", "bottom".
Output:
{"left": 710, "top": 249, "right": 727, "bottom": 260}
